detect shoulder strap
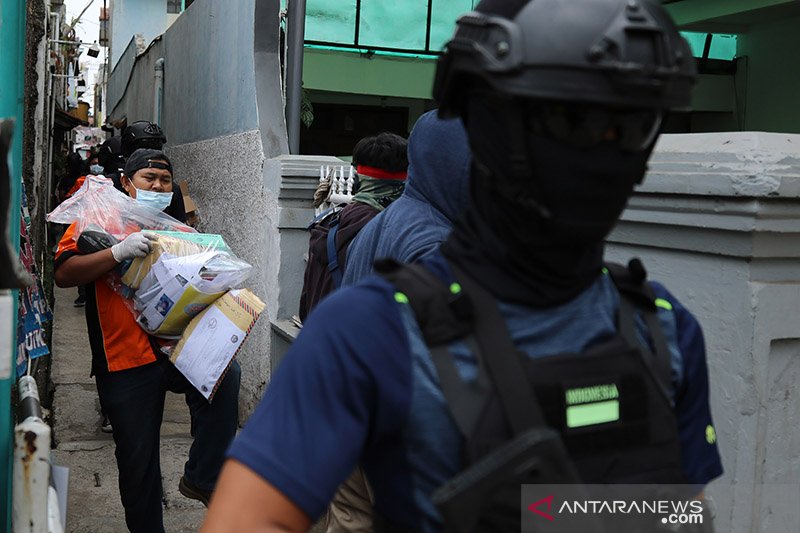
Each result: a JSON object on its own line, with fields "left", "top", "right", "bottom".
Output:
{"left": 604, "top": 259, "right": 656, "bottom": 311}
{"left": 306, "top": 205, "right": 340, "bottom": 230}
{"left": 374, "top": 259, "right": 472, "bottom": 346}
{"left": 376, "top": 259, "right": 489, "bottom": 437}
{"left": 451, "top": 265, "right": 548, "bottom": 436}
{"left": 605, "top": 259, "right": 673, "bottom": 404}
{"left": 376, "top": 259, "right": 548, "bottom": 437}
{"left": 326, "top": 218, "right": 343, "bottom": 288}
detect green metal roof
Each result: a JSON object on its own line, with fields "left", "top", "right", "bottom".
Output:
{"left": 298, "top": 1, "right": 737, "bottom": 60}
{"left": 302, "top": 0, "right": 475, "bottom": 55}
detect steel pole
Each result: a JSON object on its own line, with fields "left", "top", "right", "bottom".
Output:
{"left": 285, "top": 0, "right": 307, "bottom": 154}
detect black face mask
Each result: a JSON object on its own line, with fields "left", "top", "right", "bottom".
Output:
{"left": 524, "top": 133, "right": 650, "bottom": 245}
{"left": 443, "top": 97, "right": 655, "bottom": 307}
{"left": 467, "top": 96, "right": 653, "bottom": 246}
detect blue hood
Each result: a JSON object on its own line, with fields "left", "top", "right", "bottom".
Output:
{"left": 403, "top": 111, "right": 471, "bottom": 222}
{"left": 342, "top": 111, "right": 471, "bottom": 285}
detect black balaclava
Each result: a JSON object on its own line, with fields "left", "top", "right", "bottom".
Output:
{"left": 442, "top": 93, "right": 654, "bottom": 307}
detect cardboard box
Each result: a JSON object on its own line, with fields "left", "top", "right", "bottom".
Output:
{"left": 179, "top": 181, "right": 199, "bottom": 226}
{"left": 170, "top": 289, "right": 265, "bottom": 400}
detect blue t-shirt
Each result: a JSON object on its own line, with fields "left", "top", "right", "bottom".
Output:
{"left": 229, "top": 255, "right": 723, "bottom": 531}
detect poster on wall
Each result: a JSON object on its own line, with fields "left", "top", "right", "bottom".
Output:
{"left": 15, "top": 181, "right": 52, "bottom": 377}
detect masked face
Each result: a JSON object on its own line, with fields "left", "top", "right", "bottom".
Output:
{"left": 133, "top": 187, "right": 174, "bottom": 211}
{"left": 525, "top": 134, "right": 650, "bottom": 244}
{"left": 467, "top": 95, "right": 656, "bottom": 246}
{"left": 124, "top": 166, "right": 174, "bottom": 212}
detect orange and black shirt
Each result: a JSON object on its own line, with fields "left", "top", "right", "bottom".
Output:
{"left": 65, "top": 175, "right": 87, "bottom": 199}
{"left": 55, "top": 223, "right": 157, "bottom": 375}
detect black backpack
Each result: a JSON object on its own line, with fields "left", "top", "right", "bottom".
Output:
{"left": 374, "top": 258, "right": 709, "bottom": 533}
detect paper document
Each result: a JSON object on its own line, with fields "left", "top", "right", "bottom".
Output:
{"left": 135, "top": 250, "right": 248, "bottom": 336}
{"left": 171, "top": 289, "right": 265, "bottom": 400}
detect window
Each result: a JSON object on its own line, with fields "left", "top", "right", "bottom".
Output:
{"left": 680, "top": 32, "right": 738, "bottom": 61}
{"left": 298, "top": 0, "right": 476, "bottom": 56}
{"left": 167, "top": 0, "right": 182, "bottom": 14}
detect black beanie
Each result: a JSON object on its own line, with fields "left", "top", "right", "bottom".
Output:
{"left": 124, "top": 149, "right": 173, "bottom": 178}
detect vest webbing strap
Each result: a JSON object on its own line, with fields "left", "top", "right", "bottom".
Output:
{"left": 429, "top": 336, "right": 492, "bottom": 438}
{"left": 617, "top": 291, "right": 672, "bottom": 406}
{"left": 451, "top": 265, "right": 548, "bottom": 436}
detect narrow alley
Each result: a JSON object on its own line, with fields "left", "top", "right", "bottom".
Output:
{"left": 49, "top": 285, "right": 206, "bottom": 532}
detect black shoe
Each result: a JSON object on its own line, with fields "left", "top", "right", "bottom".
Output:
{"left": 73, "top": 296, "right": 86, "bottom": 308}
{"left": 179, "top": 476, "right": 212, "bottom": 507}
{"left": 100, "top": 415, "right": 112, "bottom": 433}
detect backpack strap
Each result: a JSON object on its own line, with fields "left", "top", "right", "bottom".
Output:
{"left": 605, "top": 259, "right": 673, "bottom": 404}
{"left": 306, "top": 205, "right": 340, "bottom": 230}
{"left": 326, "top": 218, "right": 343, "bottom": 288}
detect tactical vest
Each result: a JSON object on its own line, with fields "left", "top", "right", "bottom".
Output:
{"left": 375, "top": 258, "right": 705, "bottom": 533}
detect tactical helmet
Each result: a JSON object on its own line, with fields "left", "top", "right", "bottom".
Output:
{"left": 121, "top": 121, "right": 167, "bottom": 156}
{"left": 434, "top": 0, "right": 697, "bottom": 117}
{"left": 97, "top": 137, "right": 124, "bottom": 172}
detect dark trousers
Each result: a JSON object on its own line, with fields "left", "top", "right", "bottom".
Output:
{"left": 96, "top": 358, "right": 241, "bottom": 533}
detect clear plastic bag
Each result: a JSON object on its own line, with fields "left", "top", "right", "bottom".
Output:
{"left": 46, "top": 175, "right": 195, "bottom": 240}
{"left": 47, "top": 176, "right": 253, "bottom": 339}
{"left": 131, "top": 246, "right": 252, "bottom": 337}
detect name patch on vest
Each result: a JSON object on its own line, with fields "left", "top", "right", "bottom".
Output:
{"left": 565, "top": 384, "right": 620, "bottom": 428}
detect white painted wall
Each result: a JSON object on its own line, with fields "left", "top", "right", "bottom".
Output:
{"left": 608, "top": 131, "right": 800, "bottom": 532}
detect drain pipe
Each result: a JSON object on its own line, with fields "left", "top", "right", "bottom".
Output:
{"left": 153, "top": 58, "right": 164, "bottom": 125}
{"left": 285, "top": 0, "right": 307, "bottom": 154}
{"left": 45, "top": 10, "right": 59, "bottom": 215}
{"left": 12, "top": 376, "right": 56, "bottom": 533}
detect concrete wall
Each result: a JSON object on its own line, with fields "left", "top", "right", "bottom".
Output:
{"left": 22, "top": 0, "right": 49, "bottom": 259}
{"left": 607, "top": 132, "right": 800, "bottom": 532}
{"left": 107, "top": 35, "right": 146, "bottom": 118}
{"left": 109, "top": 0, "right": 167, "bottom": 69}
{"left": 108, "top": 36, "right": 163, "bottom": 126}
{"left": 738, "top": 16, "right": 800, "bottom": 133}
{"left": 160, "top": 1, "right": 260, "bottom": 146}
{"left": 107, "top": 0, "right": 289, "bottom": 416}
{"left": 167, "top": 130, "right": 278, "bottom": 415}
{"left": 303, "top": 48, "right": 437, "bottom": 100}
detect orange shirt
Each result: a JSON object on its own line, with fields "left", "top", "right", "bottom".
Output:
{"left": 55, "top": 223, "right": 157, "bottom": 373}
{"left": 65, "top": 175, "right": 87, "bottom": 199}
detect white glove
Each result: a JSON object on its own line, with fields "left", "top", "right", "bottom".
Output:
{"left": 110, "top": 232, "right": 156, "bottom": 263}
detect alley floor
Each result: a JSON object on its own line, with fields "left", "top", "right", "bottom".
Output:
{"left": 49, "top": 285, "right": 207, "bottom": 532}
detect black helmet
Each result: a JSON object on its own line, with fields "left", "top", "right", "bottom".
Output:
{"left": 97, "top": 137, "right": 124, "bottom": 172}
{"left": 434, "top": 0, "right": 696, "bottom": 117}
{"left": 122, "top": 121, "right": 167, "bottom": 157}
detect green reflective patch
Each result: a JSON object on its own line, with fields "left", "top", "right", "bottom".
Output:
{"left": 394, "top": 292, "right": 409, "bottom": 304}
{"left": 601, "top": 267, "right": 609, "bottom": 275}
{"left": 449, "top": 282, "right": 462, "bottom": 294}
{"left": 706, "top": 425, "right": 717, "bottom": 445}
{"left": 565, "top": 384, "right": 619, "bottom": 406}
{"left": 655, "top": 298, "right": 673, "bottom": 311}
{"left": 567, "top": 400, "right": 620, "bottom": 428}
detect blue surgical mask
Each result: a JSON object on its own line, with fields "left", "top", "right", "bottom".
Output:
{"left": 134, "top": 186, "right": 173, "bottom": 211}
{"left": 89, "top": 164, "right": 104, "bottom": 175}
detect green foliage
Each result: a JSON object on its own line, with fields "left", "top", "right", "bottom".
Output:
{"left": 300, "top": 87, "right": 314, "bottom": 128}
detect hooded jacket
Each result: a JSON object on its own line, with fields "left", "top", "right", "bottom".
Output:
{"left": 342, "top": 111, "right": 471, "bottom": 285}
